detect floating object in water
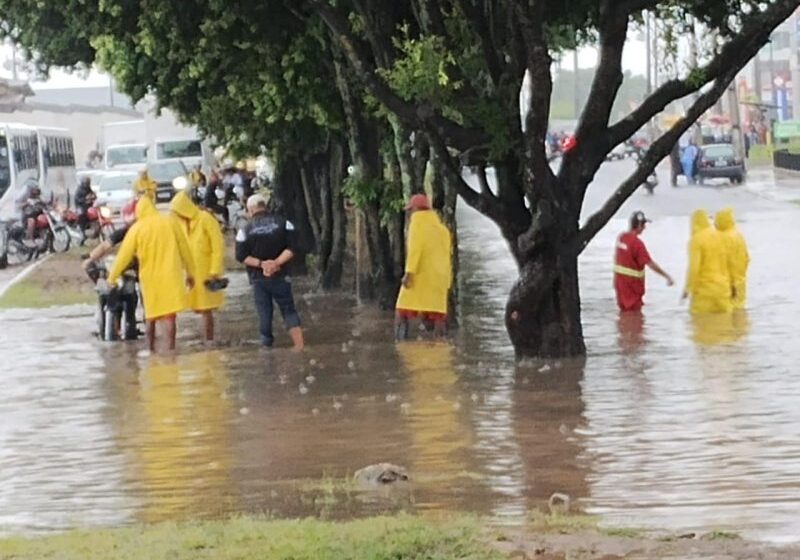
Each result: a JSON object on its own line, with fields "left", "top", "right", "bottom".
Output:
{"left": 239, "top": 407, "right": 250, "bottom": 416}
{"left": 298, "top": 383, "right": 308, "bottom": 395}
{"left": 538, "top": 364, "right": 552, "bottom": 373}
{"left": 354, "top": 463, "right": 409, "bottom": 486}
{"left": 548, "top": 492, "right": 570, "bottom": 515}
{"left": 386, "top": 394, "right": 399, "bottom": 403}
{"left": 400, "top": 402, "right": 411, "bottom": 415}
{"left": 305, "top": 375, "right": 316, "bottom": 384}
{"left": 333, "top": 401, "right": 343, "bottom": 411}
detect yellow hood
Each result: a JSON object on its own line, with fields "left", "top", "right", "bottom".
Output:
{"left": 714, "top": 208, "right": 735, "bottom": 231}
{"left": 691, "top": 210, "right": 710, "bottom": 236}
{"left": 169, "top": 191, "right": 198, "bottom": 220}
{"left": 136, "top": 196, "right": 158, "bottom": 220}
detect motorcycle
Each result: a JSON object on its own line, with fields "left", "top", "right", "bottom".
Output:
{"left": 643, "top": 169, "right": 659, "bottom": 195}
{"left": 0, "top": 204, "right": 71, "bottom": 266}
{"left": 62, "top": 204, "right": 115, "bottom": 245}
{"left": 84, "top": 256, "right": 139, "bottom": 341}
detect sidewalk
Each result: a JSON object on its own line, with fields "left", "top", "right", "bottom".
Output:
{"left": 744, "top": 165, "right": 800, "bottom": 204}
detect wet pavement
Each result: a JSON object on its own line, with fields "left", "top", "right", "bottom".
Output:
{"left": 2, "top": 159, "right": 800, "bottom": 542}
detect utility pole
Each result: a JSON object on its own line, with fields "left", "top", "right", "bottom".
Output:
{"left": 652, "top": 13, "right": 659, "bottom": 90}
{"left": 645, "top": 13, "right": 652, "bottom": 96}
{"left": 10, "top": 41, "right": 18, "bottom": 81}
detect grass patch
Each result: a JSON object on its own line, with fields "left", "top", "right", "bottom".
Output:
{"left": 0, "top": 515, "right": 506, "bottom": 560}
{"left": 702, "top": 530, "right": 741, "bottom": 541}
{"left": 0, "top": 278, "right": 92, "bottom": 309}
{"left": 529, "top": 512, "right": 644, "bottom": 538}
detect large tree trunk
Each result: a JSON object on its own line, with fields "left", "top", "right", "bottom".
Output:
{"left": 322, "top": 136, "right": 347, "bottom": 289}
{"left": 505, "top": 245, "right": 585, "bottom": 359}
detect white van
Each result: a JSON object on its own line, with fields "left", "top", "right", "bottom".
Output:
{"left": 153, "top": 137, "right": 214, "bottom": 173}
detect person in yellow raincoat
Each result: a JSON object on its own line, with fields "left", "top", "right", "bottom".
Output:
{"left": 109, "top": 196, "right": 195, "bottom": 352}
{"left": 170, "top": 191, "right": 225, "bottom": 342}
{"left": 133, "top": 168, "right": 157, "bottom": 202}
{"left": 682, "top": 210, "right": 734, "bottom": 314}
{"left": 395, "top": 194, "right": 452, "bottom": 340}
{"left": 714, "top": 207, "right": 750, "bottom": 310}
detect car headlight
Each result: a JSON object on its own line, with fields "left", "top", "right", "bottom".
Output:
{"left": 172, "top": 176, "right": 189, "bottom": 191}
{"left": 99, "top": 206, "right": 113, "bottom": 219}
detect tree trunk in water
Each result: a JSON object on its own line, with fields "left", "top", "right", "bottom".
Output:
{"left": 273, "top": 155, "right": 311, "bottom": 276}
{"left": 322, "top": 137, "right": 346, "bottom": 289}
{"left": 430, "top": 145, "right": 460, "bottom": 328}
{"left": 505, "top": 248, "right": 585, "bottom": 359}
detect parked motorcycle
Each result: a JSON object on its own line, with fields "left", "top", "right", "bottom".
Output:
{"left": 84, "top": 256, "right": 139, "bottom": 341}
{"left": 62, "top": 205, "right": 115, "bottom": 245}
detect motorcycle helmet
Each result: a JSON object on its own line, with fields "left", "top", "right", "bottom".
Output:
{"left": 36, "top": 214, "right": 49, "bottom": 229}
{"left": 121, "top": 199, "right": 138, "bottom": 225}
{"left": 87, "top": 207, "right": 100, "bottom": 221}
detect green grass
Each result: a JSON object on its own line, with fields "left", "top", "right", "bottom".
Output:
{"left": 0, "top": 515, "right": 506, "bottom": 560}
{"left": 0, "top": 279, "right": 93, "bottom": 309}
{"left": 528, "top": 511, "right": 644, "bottom": 538}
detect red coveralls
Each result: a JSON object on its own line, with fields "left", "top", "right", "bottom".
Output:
{"left": 614, "top": 231, "right": 652, "bottom": 312}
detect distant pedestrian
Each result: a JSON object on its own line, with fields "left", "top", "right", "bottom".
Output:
{"left": 714, "top": 208, "right": 749, "bottom": 310}
{"left": 682, "top": 210, "right": 734, "bottom": 314}
{"left": 681, "top": 142, "right": 699, "bottom": 184}
{"left": 170, "top": 191, "right": 226, "bottom": 342}
{"left": 133, "top": 168, "right": 157, "bottom": 202}
{"left": 613, "top": 211, "right": 674, "bottom": 312}
{"left": 235, "top": 193, "right": 304, "bottom": 350}
{"left": 395, "top": 194, "right": 452, "bottom": 340}
{"left": 108, "top": 196, "right": 195, "bottom": 352}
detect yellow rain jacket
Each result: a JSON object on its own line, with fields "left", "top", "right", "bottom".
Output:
{"left": 714, "top": 208, "right": 749, "bottom": 310}
{"left": 685, "top": 210, "right": 733, "bottom": 314}
{"left": 170, "top": 191, "right": 225, "bottom": 311}
{"left": 396, "top": 209, "right": 452, "bottom": 315}
{"left": 109, "top": 197, "right": 195, "bottom": 320}
{"left": 133, "top": 173, "right": 157, "bottom": 202}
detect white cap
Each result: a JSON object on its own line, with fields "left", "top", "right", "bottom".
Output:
{"left": 246, "top": 193, "right": 268, "bottom": 210}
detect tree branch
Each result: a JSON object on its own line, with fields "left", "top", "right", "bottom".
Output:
{"left": 305, "top": 0, "right": 488, "bottom": 153}
{"left": 579, "top": 65, "right": 749, "bottom": 249}
{"left": 608, "top": 0, "right": 800, "bottom": 148}
{"left": 454, "top": 0, "right": 504, "bottom": 87}
{"left": 515, "top": 3, "right": 557, "bottom": 204}
{"left": 426, "top": 126, "right": 507, "bottom": 226}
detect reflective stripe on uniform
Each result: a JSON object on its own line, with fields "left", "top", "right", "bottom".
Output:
{"left": 613, "top": 265, "right": 645, "bottom": 279}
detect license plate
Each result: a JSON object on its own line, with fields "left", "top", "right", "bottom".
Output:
{"left": 715, "top": 159, "right": 727, "bottom": 167}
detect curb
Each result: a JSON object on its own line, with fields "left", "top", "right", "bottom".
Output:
{"left": 0, "top": 254, "right": 52, "bottom": 300}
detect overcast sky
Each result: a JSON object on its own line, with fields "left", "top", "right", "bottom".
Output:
{"left": 0, "top": 39, "right": 649, "bottom": 91}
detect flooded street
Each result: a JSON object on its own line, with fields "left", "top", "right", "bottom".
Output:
{"left": 2, "top": 160, "right": 800, "bottom": 542}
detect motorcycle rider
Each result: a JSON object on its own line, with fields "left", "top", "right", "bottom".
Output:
{"left": 204, "top": 170, "right": 229, "bottom": 226}
{"left": 15, "top": 178, "right": 44, "bottom": 246}
{"left": 74, "top": 176, "right": 97, "bottom": 242}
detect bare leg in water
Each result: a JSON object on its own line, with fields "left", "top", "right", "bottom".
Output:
{"left": 289, "top": 326, "right": 304, "bottom": 351}
{"left": 201, "top": 311, "right": 214, "bottom": 342}
{"left": 146, "top": 320, "right": 157, "bottom": 352}
{"left": 165, "top": 315, "right": 177, "bottom": 351}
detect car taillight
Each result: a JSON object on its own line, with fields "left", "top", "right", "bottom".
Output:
{"left": 699, "top": 160, "right": 709, "bottom": 168}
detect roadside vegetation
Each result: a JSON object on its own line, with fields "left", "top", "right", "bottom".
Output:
{"left": 0, "top": 250, "right": 93, "bottom": 309}
{"left": 0, "top": 515, "right": 503, "bottom": 560}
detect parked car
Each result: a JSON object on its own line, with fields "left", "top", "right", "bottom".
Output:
{"left": 147, "top": 161, "right": 187, "bottom": 203}
{"left": 95, "top": 171, "right": 137, "bottom": 214}
{"left": 696, "top": 143, "right": 746, "bottom": 184}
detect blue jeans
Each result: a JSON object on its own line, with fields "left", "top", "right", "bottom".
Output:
{"left": 252, "top": 276, "right": 301, "bottom": 346}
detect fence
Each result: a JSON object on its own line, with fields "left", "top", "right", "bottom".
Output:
{"left": 773, "top": 149, "right": 800, "bottom": 172}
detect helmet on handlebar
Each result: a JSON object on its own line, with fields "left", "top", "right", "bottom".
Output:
{"left": 35, "top": 214, "right": 49, "bottom": 229}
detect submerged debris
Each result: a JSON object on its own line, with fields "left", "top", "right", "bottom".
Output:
{"left": 354, "top": 463, "right": 409, "bottom": 486}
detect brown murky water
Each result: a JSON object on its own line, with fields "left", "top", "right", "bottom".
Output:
{"left": 2, "top": 162, "right": 800, "bottom": 543}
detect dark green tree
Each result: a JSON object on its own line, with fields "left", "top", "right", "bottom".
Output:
{"left": 306, "top": 0, "right": 798, "bottom": 357}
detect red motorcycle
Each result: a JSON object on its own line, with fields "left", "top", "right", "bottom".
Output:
{"left": 62, "top": 204, "right": 116, "bottom": 244}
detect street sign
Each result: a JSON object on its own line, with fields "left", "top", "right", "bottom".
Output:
{"left": 774, "top": 120, "right": 800, "bottom": 139}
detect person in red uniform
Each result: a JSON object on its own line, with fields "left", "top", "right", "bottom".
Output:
{"left": 614, "top": 211, "right": 674, "bottom": 311}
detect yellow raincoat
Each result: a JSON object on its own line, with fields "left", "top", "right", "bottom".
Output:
{"left": 396, "top": 209, "right": 452, "bottom": 314}
{"left": 170, "top": 191, "right": 225, "bottom": 311}
{"left": 685, "top": 210, "right": 733, "bottom": 314}
{"left": 109, "top": 197, "right": 195, "bottom": 319}
{"left": 714, "top": 208, "right": 749, "bottom": 310}
{"left": 133, "top": 173, "right": 157, "bottom": 201}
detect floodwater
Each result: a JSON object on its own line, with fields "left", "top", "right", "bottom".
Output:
{"left": 2, "top": 161, "right": 800, "bottom": 543}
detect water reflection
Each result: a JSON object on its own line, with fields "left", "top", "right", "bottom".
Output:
{"left": 116, "top": 352, "right": 236, "bottom": 523}
{"left": 691, "top": 311, "right": 750, "bottom": 346}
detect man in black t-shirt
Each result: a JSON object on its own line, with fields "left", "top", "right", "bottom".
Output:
{"left": 235, "top": 193, "right": 304, "bottom": 350}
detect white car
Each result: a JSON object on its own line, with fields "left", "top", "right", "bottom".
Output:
{"left": 95, "top": 171, "right": 137, "bottom": 214}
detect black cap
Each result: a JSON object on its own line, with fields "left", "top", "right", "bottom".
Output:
{"left": 630, "top": 211, "right": 651, "bottom": 228}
